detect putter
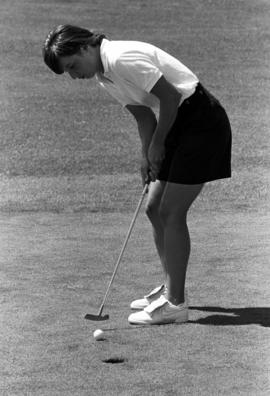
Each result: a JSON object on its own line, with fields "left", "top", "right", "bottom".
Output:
{"left": 85, "top": 182, "right": 149, "bottom": 321}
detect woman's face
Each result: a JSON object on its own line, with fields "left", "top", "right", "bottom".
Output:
{"left": 59, "top": 46, "right": 103, "bottom": 79}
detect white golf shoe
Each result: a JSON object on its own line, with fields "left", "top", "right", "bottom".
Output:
{"left": 130, "top": 284, "right": 166, "bottom": 310}
{"left": 128, "top": 295, "right": 188, "bottom": 325}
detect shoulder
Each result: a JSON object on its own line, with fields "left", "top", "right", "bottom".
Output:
{"left": 102, "top": 39, "right": 159, "bottom": 66}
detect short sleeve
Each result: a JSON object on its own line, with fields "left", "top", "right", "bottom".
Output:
{"left": 114, "top": 54, "right": 163, "bottom": 93}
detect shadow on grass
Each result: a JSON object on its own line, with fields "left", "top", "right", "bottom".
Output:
{"left": 189, "top": 307, "right": 270, "bottom": 327}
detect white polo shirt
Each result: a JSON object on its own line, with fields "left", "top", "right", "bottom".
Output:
{"left": 96, "top": 39, "right": 199, "bottom": 109}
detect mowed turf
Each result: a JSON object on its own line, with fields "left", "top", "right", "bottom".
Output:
{"left": 0, "top": 211, "right": 269, "bottom": 395}
{"left": 0, "top": 0, "right": 270, "bottom": 395}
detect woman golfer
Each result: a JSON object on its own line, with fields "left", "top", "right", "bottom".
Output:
{"left": 43, "top": 25, "right": 232, "bottom": 325}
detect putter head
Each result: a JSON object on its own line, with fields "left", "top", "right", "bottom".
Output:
{"left": 84, "top": 313, "right": 109, "bottom": 321}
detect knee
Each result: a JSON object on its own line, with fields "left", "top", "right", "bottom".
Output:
{"left": 145, "top": 199, "right": 160, "bottom": 221}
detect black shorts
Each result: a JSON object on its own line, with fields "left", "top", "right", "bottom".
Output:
{"left": 158, "top": 83, "right": 232, "bottom": 185}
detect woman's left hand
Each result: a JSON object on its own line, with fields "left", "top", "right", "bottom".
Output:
{"left": 148, "top": 140, "right": 165, "bottom": 181}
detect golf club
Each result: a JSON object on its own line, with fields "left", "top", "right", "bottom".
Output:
{"left": 85, "top": 182, "right": 149, "bottom": 321}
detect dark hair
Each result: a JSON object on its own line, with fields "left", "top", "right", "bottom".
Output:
{"left": 42, "top": 24, "right": 106, "bottom": 74}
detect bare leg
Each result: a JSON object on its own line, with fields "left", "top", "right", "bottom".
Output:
{"left": 145, "top": 180, "right": 167, "bottom": 276}
{"left": 159, "top": 182, "right": 204, "bottom": 305}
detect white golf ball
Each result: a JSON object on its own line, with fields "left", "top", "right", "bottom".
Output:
{"left": 93, "top": 329, "right": 105, "bottom": 341}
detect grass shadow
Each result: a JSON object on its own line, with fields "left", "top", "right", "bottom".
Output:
{"left": 189, "top": 306, "right": 270, "bottom": 327}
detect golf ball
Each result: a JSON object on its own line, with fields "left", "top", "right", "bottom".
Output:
{"left": 93, "top": 329, "right": 105, "bottom": 341}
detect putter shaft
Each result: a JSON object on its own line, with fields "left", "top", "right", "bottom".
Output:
{"left": 85, "top": 183, "right": 149, "bottom": 321}
{"left": 98, "top": 183, "right": 148, "bottom": 309}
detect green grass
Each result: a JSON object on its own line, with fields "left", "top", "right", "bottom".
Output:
{"left": 0, "top": 0, "right": 269, "bottom": 182}
{"left": 1, "top": 212, "right": 269, "bottom": 395}
{"left": 0, "top": 0, "right": 270, "bottom": 395}
{"left": 0, "top": 0, "right": 269, "bottom": 213}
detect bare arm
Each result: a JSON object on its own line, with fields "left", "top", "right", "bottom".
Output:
{"left": 126, "top": 105, "right": 157, "bottom": 157}
{"left": 126, "top": 76, "right": 182, "bottom": 182}
{"left": 149, "top": 76, "right": 182, "bottom": 179}
{"left": 126, "top": 105, "right": 157, "bottom": 183}
{"left": 150, "top": 76, "right": 182, "bottom": 144}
